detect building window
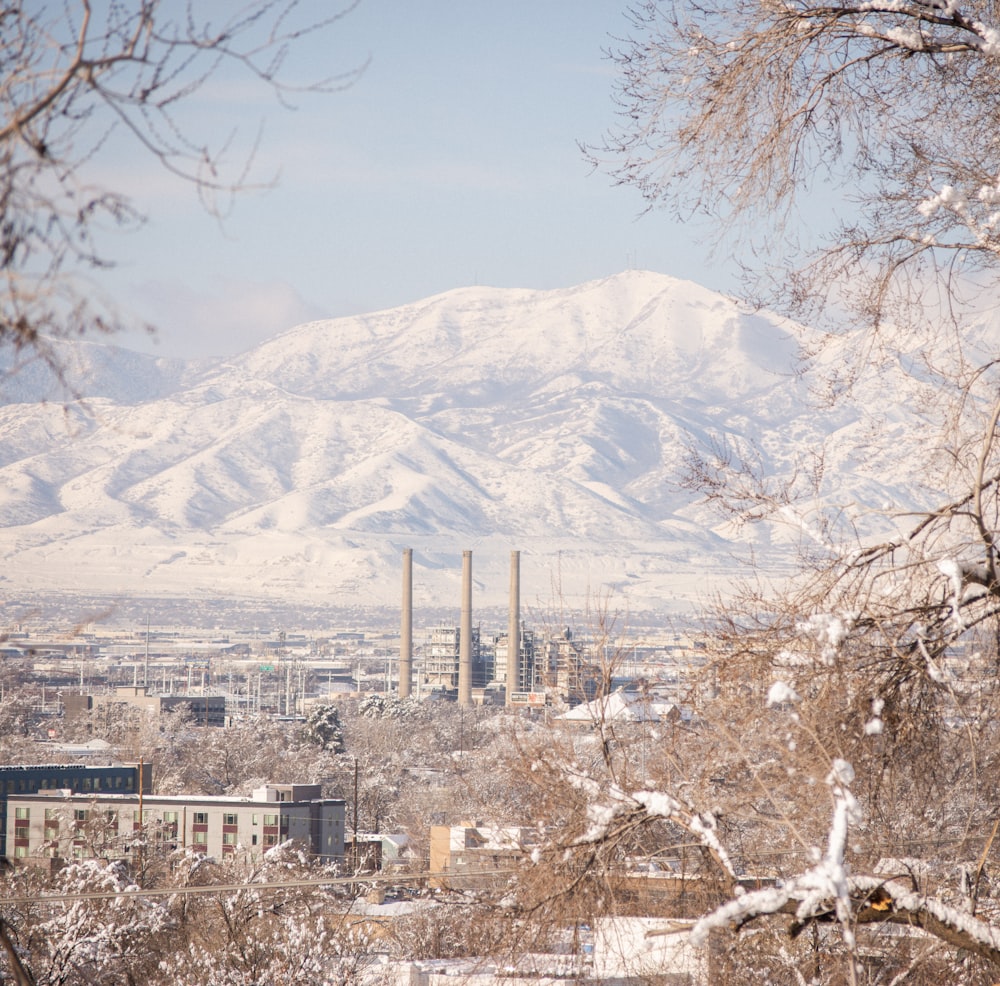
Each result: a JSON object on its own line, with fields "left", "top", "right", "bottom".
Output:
{"left": 223, "top": 813, "right": 237, "bottom": 826}
{"left": 263, "top": 814, "right": 278, "bottom": 826}
{"left": 13, "top": 846, "right": 27, "bottom": 858}
{"left": 193, "top": 831, "right": 207, "bottom": 845}
{"left": 14, "top": 807, "right": 29, "bottom": 820}
{"left": 74, "top": 809, "right": 87, "bottom": 822}
{"left": 193, "top": 812, "right": 208, "bottom": 825}
{"left": 222, "top": 832, "right": 237, "bottom": 845}
{"left": 44, "top": 808, "right": 59, "bottom": 821}
{"left": 252, "top": 814, "right": 259, "bottom": 826}
{"left": 163, "top": 812, "right": 178, "bottom": 823}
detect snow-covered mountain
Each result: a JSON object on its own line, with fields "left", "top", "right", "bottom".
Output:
{"left": 0, "top": 271, "right": 939, "bottom": 624}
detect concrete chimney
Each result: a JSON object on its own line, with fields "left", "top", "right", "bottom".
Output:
{"left": 458, "top": 549, "right": 473, "bottom": 707}
{"left": 506, "top": 550, "right": 520, "bottom": 704}
{"left": 399, "top": 548, "right": 413, "bottom": 699}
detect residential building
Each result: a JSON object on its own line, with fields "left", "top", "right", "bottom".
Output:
{"left": 345, "top": 831, "right": 412, "bottom": 873}
{"left": 429, "top": 822, "right": 539, "bottom": 888}
{"left": 0, "top": 762, "right": 150, "bottom": 860}
{"left": 6, "top": 782, "right": 345, "bottom": 866}
{"left": 555, "top": 689, "right": 665, "bottom": 727}
{"left": 592, "top": 915, "right": 708, "bottom": 983}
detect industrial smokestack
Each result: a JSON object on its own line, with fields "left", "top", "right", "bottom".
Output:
{"left": 458, "top": 549, "right": 473, "bottom": 707}
{"left": 506, "top": 550, "right": 520, "bottom": 705}
{"left": 399, "top": 548, "right": 413, "bottom": 699}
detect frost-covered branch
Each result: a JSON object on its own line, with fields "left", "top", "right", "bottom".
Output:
{"left": 691, "top": 873, "right": 1000, "bottom": 969}
{"left": 562, "top": 764, "right": 736, "bottom": 881}
{"left": 686, "top": 756, "right": 1000, "bottom": 969}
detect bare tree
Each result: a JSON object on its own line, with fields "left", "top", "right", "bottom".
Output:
{"left": 0, "top": 1, "right": 360, "bottom": 369}
{"left": 590, "top": 1, "right": 1000, "bottom": 727}
{"left": 595, "top": 1, "right": 1000, "bottom": 335}
{"left": 518, "top": 2, "right": 1000, "bottom": 981}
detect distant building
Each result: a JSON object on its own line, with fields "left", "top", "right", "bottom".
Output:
{"left": 542, "top": 628, "right": 597, "bottom": 705}
{"left": 425, "top": 627, "right": 486, "bottom": 691}
{"left": 592, "top": 916, "right": 708, "bottom": 983}
{"left": 429, "top": 823, "right": 539, "bottom": 888}
{"left": 346, "top": 834, "right": 383, "bottom": 872}
{"left": 346, "top": 832, "right": 412, "bottom": 873}
{"left": 63, "top": 686, "right": 227, "bottom": 729}
{"left": 6, "top": 782, "right": 345, "bottom": 866}
{"left": 0, "top": 762, "right": 151, "bottom": 860}
{"left": 491, "top": 627, "right": 536, "bottom": 692}
{"left": 555, "top": 689, "right": 665, "bottom": 727}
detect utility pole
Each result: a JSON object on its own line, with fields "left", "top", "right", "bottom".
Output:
{"left": 352, "top": 758, "right": 360, "bottom": 874}
{"left": 458, "top": 550, "right": 473, "bottom": 707}
{"left": 400, "top": 547, "right": 413, "bottom": 698}
{"left": 506, "top": 550, "right": 520, "bottom": 705}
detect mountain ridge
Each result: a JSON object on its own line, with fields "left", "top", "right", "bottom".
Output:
{"left": 0, "top": 270, "right": 939, "bottom": 621}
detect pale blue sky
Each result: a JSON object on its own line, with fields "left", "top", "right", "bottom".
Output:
{"left": 101, "top": 1, "right": 739, "bottom": 359}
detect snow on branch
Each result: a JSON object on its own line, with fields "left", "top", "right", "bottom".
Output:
{"left": 685, "top": 757, "right": 1000, "bottom": 968}
{"left": 563, "top": 765, "right": 736, "bottom": 880}
{"left": 690, "top": 873, "right": 1000, "bottom": 968}
{"left": 690, "top": 758, "right": 859, "bottom": 947}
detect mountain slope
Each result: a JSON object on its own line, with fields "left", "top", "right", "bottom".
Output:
{"left": 0, "top": 271, "right": 943, "bottom": 620}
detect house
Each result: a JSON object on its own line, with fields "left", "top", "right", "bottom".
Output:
{"left": 379, "top": 916, "right": 712, "bottom": 984}
{"left": 555, "top": 689, "right": 661, "bottom": 726}
{"left": 345, "top": 832, "right": 412, "bottom": 873}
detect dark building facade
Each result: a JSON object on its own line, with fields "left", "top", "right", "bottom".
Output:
{"left": 0, "top": 762, "right": 151, "bottom": 859}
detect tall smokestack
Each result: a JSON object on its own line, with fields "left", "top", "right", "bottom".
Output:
{"left": 399, "top": 548, "right": 413, "bottom": 699}
{"left": 506, "top": 550, "right": 520, "bottom": 705}
{"left": 458, "top": 550, "right": 473, "bottom": 707}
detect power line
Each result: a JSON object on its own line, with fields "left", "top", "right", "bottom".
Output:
{"left": 0, "top": 869, "right": 516, "bottom": 907}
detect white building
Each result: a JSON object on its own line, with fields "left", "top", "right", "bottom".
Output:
{"left": 6, "top": 782, "right": 345, "bottom": 866}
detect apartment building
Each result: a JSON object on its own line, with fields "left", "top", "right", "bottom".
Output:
{"left": 6, "top": 782, "right": 345, "bottom": 866}
{"left": 0, "top": 762, "right": 150, "bottom": 859}
{"left": 429, "top": 822, "right": 539, "bottom": 888}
